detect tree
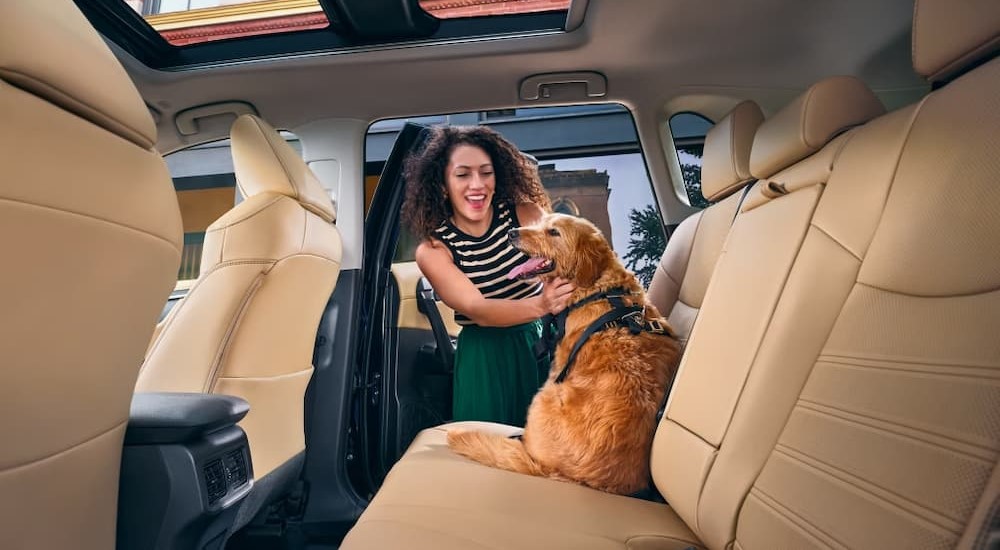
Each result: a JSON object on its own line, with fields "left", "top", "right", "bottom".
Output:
{"left": 678, "top": 147, "right": 711, "bottom": 209}
{"left": 623, "top": 204, "right": 667, "bottom": 288}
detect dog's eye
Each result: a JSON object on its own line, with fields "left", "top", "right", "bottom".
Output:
{"left": 547, "top": 228, "right": 560, "bottom": 237}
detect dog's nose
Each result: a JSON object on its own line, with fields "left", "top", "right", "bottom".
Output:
{"left": 508, "top": 228, "right": 520, "bottom": 244}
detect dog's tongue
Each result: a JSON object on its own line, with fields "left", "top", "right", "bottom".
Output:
{"left": 508, "top": 257, "right": 547, "bottom": 280}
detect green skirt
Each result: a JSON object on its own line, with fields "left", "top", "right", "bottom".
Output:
{"left": 452, "top": 320, "right": 545, "bottom": 427}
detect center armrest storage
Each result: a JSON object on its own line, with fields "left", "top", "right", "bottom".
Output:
{"left": 117, "top": 392, "right": 254, "bottom": 550}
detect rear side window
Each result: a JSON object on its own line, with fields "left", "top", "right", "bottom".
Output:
{"left": 367, "top": 104, "right": 668, "bottom": 287}
{"left": 668, "top": 112, "right": 714, "bottom": 209}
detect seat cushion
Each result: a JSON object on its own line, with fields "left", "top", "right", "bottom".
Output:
{"left": 342, "top": 422, "right": 703, "bottom": 550}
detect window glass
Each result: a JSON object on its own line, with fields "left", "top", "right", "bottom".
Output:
{"left": 124, "top": 0, "right": 570, "bottom": 47}
{"left": 668, "top": 112, "right": 714, "bottom": 209}
{"left": 125, "top": 0, "right": 329, "bottom": 46}
{"left": 420, "top": 0, "right": 570, "bottom": 19}
{"left": 368, "top": 105, "right": 667, "bottom": 288}
{"left": 165, "top": 132, "right": 302, "bottom": 281}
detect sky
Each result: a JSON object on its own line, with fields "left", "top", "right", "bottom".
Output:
{"left": 548, "top": 153, "right": 660, "bottom": 255}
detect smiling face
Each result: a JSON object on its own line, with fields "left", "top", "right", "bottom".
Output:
{"left": 508, "top": 213, "right": 618, "bottom": 288}
{"left": 445, "top": 144, "right": 496, "bottom": 233}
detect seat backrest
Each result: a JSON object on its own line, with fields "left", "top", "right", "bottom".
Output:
{"left": 651, "top": 76, "right": 886, "bottom": 549}
{"left": 735, "top": 4, "right": 1000, "bottom": 547}
{"left": 653, "top": 0, "right": 1000, "bottom": 546}
{"left": 138, "top": 115, "right": 343, "bottom": 478}
{"left": 648, "top": 100, "right": 763, "bottom": 344}
{"left": 0, "top": 2, "right": 182, "bottom": 549}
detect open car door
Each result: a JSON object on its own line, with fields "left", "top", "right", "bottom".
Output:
{"left": 353, "top": 123, "right": 463, "bottom": 494}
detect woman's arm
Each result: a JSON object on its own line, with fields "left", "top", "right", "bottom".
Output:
{"left": 416, "top": 240, "right": 571, "bottom": 327}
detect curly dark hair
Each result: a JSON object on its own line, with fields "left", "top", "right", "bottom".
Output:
{"left": 401, "top": 125, "right": 551, "bottom": 242}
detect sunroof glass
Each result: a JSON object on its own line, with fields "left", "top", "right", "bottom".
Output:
{"left": 123, "top": 0, "right": 330, "bottom": 46}
{"left": 124, "top": 0, "right": 571, "bottom": 47}
{"left": 419, "top": 0, "right": 571, "bottom": 19}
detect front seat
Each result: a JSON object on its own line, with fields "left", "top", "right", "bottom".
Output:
{"left": 137, "top": 115, "right": 343, "bottom": 503}
{"left": 0, "top": 1, "right": 182, "bottom": 549}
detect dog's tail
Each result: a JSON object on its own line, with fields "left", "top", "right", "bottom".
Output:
{"left": 447, "top": 430, "right": 544, "bottom": 476}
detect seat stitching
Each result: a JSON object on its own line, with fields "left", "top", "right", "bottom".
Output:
{"left": 208, "top": 194, "right": 285, "bottom": 230}
{"left": 852, "top": 93, "right": 932, "bottom": 260}
{"left": 216, "top": 367, "right": 313, "bottom": 382}
{"left": 0, "top": 196, "right": 180, "bottom": 252}
{"left": 817, "top": 355, "right": 1000, "bottom": 380}
{"left": 0, "top": 420, "right": 127, "bottom": 474}
{"left": 800, "top": 83, "right": 817, "bottom": 148}
{"left": 796, "top": 397, "right": 996, "bottom": 454}
{"left": 366, "top": 503, "right": 682, "bottom": 546}
{"left": 0, "top": 68, "right": 151, "bottom": 149}
{"left": 819, "top": 352, "right": 1000, "bottom": 372}
{"left": 248, "top": 116, "right": 300, "bottom": 200}
{"left": 810, "top": 223, "right": 862, "bottom": 261}
{"left": 772, "top": 445, "right": 964, "bottom": 533}
{"left": 301, "top": 208, "right": 308, "bottom": 250}
{"left": 714, "top": 187, "right": 823, "bottom": 446}
{"left": 205, "top": 271, "right": 267, "bottom": 392}
{"left": 659, "top": 262, "right": 683, "bottom": 287}
{"left": 748, "top": 487, "right": 848, "bottom": 549}
{"left": 795, "top": 400, "right": 995, "bottom": 462}
{"left": 854, "top": 280, "right": 1000, "bottom": 299}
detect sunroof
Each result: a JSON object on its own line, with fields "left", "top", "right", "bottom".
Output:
{"left": 124, "top": 0, "right": 571, "bottom": 47}
{"left": 124, "top": 0, "right": 329, "bottom": 46}
{"left": 420, "top": 0, "right": 571, "bottom": 19}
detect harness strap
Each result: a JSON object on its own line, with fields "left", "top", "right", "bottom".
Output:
{"left": 535, "top": 286, "right": 635, "bottom": 366}
{"left": 554, "top": 305, "right": 673, "bottom": 384}
{"left": 555, "top": 307, "right": 639, "bottom": 383}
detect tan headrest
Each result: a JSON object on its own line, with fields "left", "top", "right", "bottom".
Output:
{"left": 912, "top": 0, "right": 1000, "bottom": 83}
{"left": 0, "top": 1, "right": 156, "bottom": 149}
{"left": 750, "top": 76, "right": 885, "bottom": 179}
{"left": 230, "top": 115, "right": 337, "bottom": 224}
{"left": 700, "top": 101, "right": 764, "bottom": 202}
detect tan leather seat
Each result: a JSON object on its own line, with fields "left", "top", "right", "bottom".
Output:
{"left": 0, "top": 2, "right": 182, "bottom": 548}
{"left": 647, "top": 100, "right": 764, "bottom": 345}
{"left": 138, "top": 114, "right": 343, "bottom": 481}
{"left": 341, "top": 1, "right": 1000, "bottom": 547}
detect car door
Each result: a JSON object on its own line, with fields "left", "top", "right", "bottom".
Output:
{"left": 352, "top": 123, "right": 463, "bottom": 492}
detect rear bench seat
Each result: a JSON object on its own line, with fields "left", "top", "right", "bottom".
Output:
{"left": 343, "top": 2, "right": 1000, "bottom": 547}
{"left": 647, "top": 100, "right": 763, "bottom": 345}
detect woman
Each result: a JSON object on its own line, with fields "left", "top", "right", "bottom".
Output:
{"left": 402, "top": 125, "right": 574, "bottom": 426}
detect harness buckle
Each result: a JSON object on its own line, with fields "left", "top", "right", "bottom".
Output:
{"left": 623, "top": 310, "right": 644, "bottom": 334}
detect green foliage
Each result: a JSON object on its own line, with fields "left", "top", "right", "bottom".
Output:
{"left": 623, "top": 204, "right": 667, "bottom": 288}
{"left": 678, "top": 146, "right": 711, "bottom": 209}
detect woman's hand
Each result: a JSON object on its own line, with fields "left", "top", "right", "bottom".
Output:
{"left": 540, "top": 277, "right": 575, "bottom": 315}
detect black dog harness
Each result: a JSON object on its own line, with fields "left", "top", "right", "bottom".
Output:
{"left": 536, "top": 287, "right": 674, "bottom": 384}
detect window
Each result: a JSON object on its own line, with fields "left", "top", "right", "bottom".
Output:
{"left": 367, "top": 104, "right": 668, "bottom": 288}
{"left": 668, "top": 112, "right": 714, "bottom": 209}
{"left": 125, "top": 0, "right": 330, "bottom": 46}
{"left": 165, "top": 132, "right": 302, "bottom": 281}
{"left": 113, "top": 0, "right": 570, "bottom": 52}
{"left": 420, "top": 0, "right": 570, "bottom": 20}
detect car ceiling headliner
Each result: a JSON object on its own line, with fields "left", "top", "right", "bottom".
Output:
{"left": 113, "top": 0, "right": 925, "bottom": 153}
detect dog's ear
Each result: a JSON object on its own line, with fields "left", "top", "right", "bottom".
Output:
{"left": 573, "top": 225, "right": 616, "bottom": 287}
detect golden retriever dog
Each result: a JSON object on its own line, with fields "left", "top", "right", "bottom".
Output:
{"left": 447, "top": 213, "right": 681, "bottom": 495}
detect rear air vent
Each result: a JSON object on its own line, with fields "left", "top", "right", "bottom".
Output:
{"left": 224, "top": 448, "right": 249, "bottom": 489}
{"left": 203, "top": 459, "right": 227, "bottom": 505}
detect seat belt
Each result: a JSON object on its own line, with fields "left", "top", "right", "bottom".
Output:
{"left": 416, "top": 277, "right": 456, "bottom": 372}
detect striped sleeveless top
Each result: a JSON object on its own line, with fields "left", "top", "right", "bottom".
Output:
{"left": 433, "top": 202, "right": 542, "bottom": 326}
